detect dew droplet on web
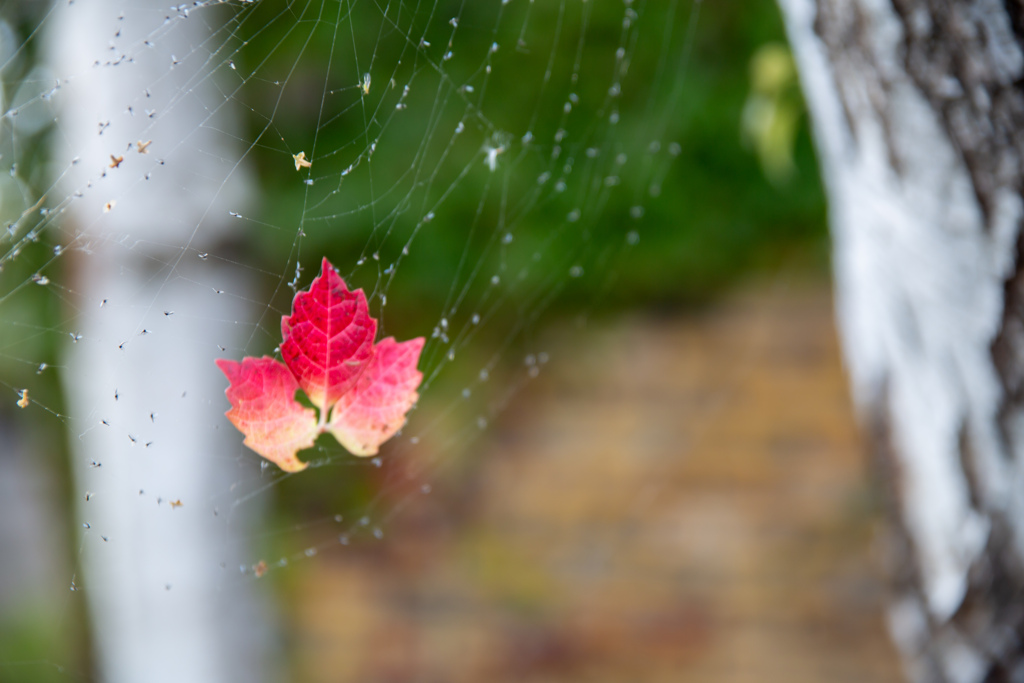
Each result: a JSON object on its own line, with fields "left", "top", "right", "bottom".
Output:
{"left": 569, "top": 265, "right": 583, "bottom": 277}
{"left": 304, "top": 547, "right": 317, "bottom": 558}
{"left": 479, "top": 369, "right": 489, "bottom": 381}
{"left": 339, "top": 534, "right": 349, "bottom": 545}
{"left": 359, "top": 516, "right": 370, "bottom": 526}
{"left": 371, "top": 457, "right": 382, "bottom": 468}
{"left": 477, "top": 417, "right": 487, "bottom": 430}
{"left": 421, "top": 484, "right": 431, "bottom": 494}
{"left": 372, "top": 528, "right": 383, "bottom": 539}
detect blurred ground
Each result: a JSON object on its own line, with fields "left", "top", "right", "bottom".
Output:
{"left": 289, "top": 279, "right": 903, "bottom": 683}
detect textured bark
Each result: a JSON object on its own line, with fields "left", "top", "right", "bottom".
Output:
{"left": 776, "top": 1, "right": 1024, "bottom": 681}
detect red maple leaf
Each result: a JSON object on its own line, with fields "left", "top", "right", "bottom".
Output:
{"left": 280, "top": 259, "right": 376, "bottom": 409}
{"left": 217, "top": 258, "right": 424, "bottom": 472}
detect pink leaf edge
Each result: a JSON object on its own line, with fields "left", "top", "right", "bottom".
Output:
{"left": 329, "top": 337, "right": 425, "bottom": 456}
{"left": 216, "top": 357, "right": 318, "bottom": 473}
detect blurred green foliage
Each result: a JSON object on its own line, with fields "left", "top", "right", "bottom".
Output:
{"left": 230, "top": 0, "right": 825, "bottom": 341}
{"left": 0, "top": 610, "right": 85, "bottom": 683}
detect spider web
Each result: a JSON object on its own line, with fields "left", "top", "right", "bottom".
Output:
{"left": 0, "top": 0, "right": 813, "bottom": 679}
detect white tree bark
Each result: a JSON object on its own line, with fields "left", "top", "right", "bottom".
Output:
{"left": 45, "top": 2, "right": 279, "bottom": 681}
{"left": 777, "top": 0, "right": 1024, "bottom": 681}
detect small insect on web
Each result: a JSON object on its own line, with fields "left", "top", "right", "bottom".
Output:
{"left": 216, "top": 258, "right": 425, "bottom": 472}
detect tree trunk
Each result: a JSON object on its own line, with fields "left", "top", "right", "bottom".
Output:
{"left": 775, "top": 1, "right": 1024, "bottom": 681}
{"left": 46, "top": 3, "right": 279, "bottom": 681}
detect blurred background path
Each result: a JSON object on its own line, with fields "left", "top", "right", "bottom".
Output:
{"left": 288, "top": 278, "right": 903, "bottom": 682}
